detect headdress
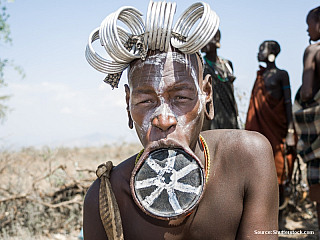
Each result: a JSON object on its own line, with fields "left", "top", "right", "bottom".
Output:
{"left": 85, "top": 1, "right": 219, "bottom": 89}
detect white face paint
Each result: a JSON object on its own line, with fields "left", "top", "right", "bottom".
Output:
{"left": 128, "top": 50, "right": 205, "bottom": 142}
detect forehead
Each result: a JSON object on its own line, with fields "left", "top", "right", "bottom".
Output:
{"left": 260, "top": 42, "right": 268, "bottom": 49}
{"left": 259, "top": 42, "right": 271, "bottom": 53}
{"left": 128, "top": 51, "right": 201, "bottom": 90}
{"left": 307, "top": 13, "right": 318, "bottom": 23}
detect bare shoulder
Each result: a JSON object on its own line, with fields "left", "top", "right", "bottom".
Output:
{"left": 305, "top": 42, "right": 320, "bottom": 53}
{"left": 315, "top": 47, "right": 320, "bottom": 62}
{"left": 201, "top": 129, "right": 274, "bottom": 169}
{"left": 304, "top": 43, "right": 320, "bottom": 60}
{"left": 201, "top": 129, "right": 272, "bottom": 153}
{"left": 278, "top": 69, "right": 289, "bottom": 79}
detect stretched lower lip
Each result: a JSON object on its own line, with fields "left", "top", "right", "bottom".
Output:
{"left": 146, "top": 139, "right": 184, "bottom": 152}
{"left": 136, "top": 138, "right": 202, "bottom": 170}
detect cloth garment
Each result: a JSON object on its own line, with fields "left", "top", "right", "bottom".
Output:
{"left": 293, "top": 87, "right": 320, "bottom": 196}
{"left": 203, "top": 58, "right": 239, "bottom": 129}
{"left": 292, "top": 88, "right": 320, "bottom": 164}
{"left": 307, "top": 159, "right": 320, "bottom": 188}
{"left": 245, "top": 67, "right": 294, "bottom": 185}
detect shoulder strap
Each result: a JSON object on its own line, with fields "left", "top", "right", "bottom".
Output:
{"left": 96, "top": 161, "right": 124, "bottom": 240}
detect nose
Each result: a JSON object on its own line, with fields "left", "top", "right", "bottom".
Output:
{"left": 152, "top": 113, "right": 177, "bottom": 132}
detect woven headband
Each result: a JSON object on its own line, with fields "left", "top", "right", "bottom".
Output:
{"left": 85, "top": 1, "right": 220, "bottom": 89}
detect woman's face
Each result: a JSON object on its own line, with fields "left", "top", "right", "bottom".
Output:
{"left": 257, "top": 42, "right": 269, "bottom": 62}
{"left": 307, "top": 13, "right": 320, "bottom": 42}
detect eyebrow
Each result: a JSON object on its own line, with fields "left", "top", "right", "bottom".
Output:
{"left": 168, "top": 83, "right": 196, "bottom": 92}
{"left": 132, "top": 88, "right": 155, "bottom": 95}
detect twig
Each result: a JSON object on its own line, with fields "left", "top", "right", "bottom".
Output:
{"left": 26, "top": 196, "right": 82, "bottom": 209}
{"left": 0, "top": 194, "right": 29, "bottom": 203}
{"left": 76, "top": 168, "right": 95, "bottom": 173}
{"left": 0, "top": 194, "right": 82, "bottom": 209}
{"left": 0, "top": 186, "right": 14, "bottom": 196}
{"left": 32, "top": 164, "right": 66, "bottom": 189}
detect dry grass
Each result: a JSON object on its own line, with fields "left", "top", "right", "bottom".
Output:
{"left": 0, "top": 142, "right": 142, "bottom": 239}
{"left": 1, "top": 142, "right": 318, "bottom": 239}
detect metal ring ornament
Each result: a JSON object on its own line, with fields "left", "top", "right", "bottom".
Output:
{"left": 164, "top": 2, "right": 176, "bottom": 52}
{"left": 85, "top": 1, "right": 220, "bottom": 87}
{"left": 99, "top": 7, "right": 145, "bottom": 63}
{"left": 130, "top": 148, "right": 206, "bottom": 220}
{"left": 144, "top": 1, "right": 176, "bottom": 52}
{"left": 155, "top": 1, "right": 166, "bottom": 50}
{"left": 171, "top": 2, "right": 219, "bottom": 54}
{"left": 85, "top": 28, "right": 129, "bottom": 74}
{"left": 148, "top": 1, "right": 158, "bottom": 50}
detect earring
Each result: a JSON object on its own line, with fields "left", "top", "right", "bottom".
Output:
{"left": 268, "top": 54, "right": 275, "bottom": 62}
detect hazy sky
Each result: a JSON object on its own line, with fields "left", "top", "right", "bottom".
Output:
{"left": 1, "top": 0, "right": 319, "bottom": 150}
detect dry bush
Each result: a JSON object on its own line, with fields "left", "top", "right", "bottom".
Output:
{"left": 0, "top": 142, "right": 142, "bottom": 239}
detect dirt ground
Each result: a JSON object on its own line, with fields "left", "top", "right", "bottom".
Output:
{"left": 0, "top": 143, "right": 142, "bottom": 240}
{"left": 279, "top": 157, "right": 319, "bottom": 240}
{"left": 0, "top": 143, "right": 319, "bottom": 239}
{"left": 278, "top": 201, "right": 319, "bottom": 240}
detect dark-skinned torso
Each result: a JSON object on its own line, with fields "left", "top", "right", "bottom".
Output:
{"left": 262, "top": 68, "right": 289, "bottom": 100}
{"left": 301, "top": 42, "right": 320, "bottom": 102}
{"left": 262, "top": 66, "right": 295, "bottom": 147}
{"left": 301, "top": 14, "right": 320, "bottom": 102}
{"left": 84, "top": 130, "right": 278, "bottom": 240}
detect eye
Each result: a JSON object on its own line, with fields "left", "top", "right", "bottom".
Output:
{"left": 175, "top": 96, "right": 186, "bottom": 99}
{"left": 139, "top": 99, "right": 154, "bottom": 104}
{"left": 174, "top": 96, "right": 190, "bottom": 103}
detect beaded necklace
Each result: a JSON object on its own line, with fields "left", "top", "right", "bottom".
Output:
{"left": 204, "top": 56, "right": 228, "bottom": 82}
{"left": 134, "top": 135, "right": 211, "bottom": 183}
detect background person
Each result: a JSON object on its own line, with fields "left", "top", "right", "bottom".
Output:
{"left": 293, "top": 6, "right": 320, "bottom": 237}
{"left": 245, "top": 40, "right": 296, "bottom": 229}
{"left": 201, "top": 29, "right": 240, "bottom": 130}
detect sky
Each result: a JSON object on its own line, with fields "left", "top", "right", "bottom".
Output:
{"left": 0, "top": 0, "right": 319, "bottom": 150}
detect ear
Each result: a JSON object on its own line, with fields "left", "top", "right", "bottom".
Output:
{"left": 125, "top": 84, "right": 133, "bottom": 129}
{"left": 202, "top": 74, "right": 214, "bottom": 120}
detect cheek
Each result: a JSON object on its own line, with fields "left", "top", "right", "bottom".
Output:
{"left": 131, "top": 105, "right": 153, "bottom": 133}
{"left": 198, "top": 94, "right": 205, "bottom": 114}
{"left": 177, "top": 100, "right": 203, "bottom": 132}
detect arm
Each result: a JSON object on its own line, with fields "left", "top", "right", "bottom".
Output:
{"left": 83, "top": 179, "right": 108, "bottom": 240}
{"left": 301, "top": 44, "right": 319, "bottom": 102}
{"left": 280, "top": 70, "right": 295, "bottom": 147}
{"left": 236, "top": 132, "right": 278, "bottom": 239}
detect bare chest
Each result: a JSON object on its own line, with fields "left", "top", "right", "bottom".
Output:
{"left": 116, "top": 172, "right": 243, "bottom": 240}
{"left": 263, "top": 71, "right": 283, "bottom": 99}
